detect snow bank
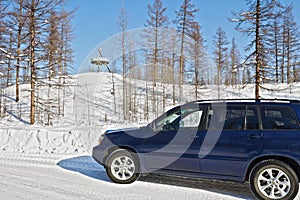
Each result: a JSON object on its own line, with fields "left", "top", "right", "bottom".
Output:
{"left": 0, "top": 126, "right": 100, "bottom": 154}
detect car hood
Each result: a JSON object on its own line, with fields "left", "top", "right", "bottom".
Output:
{"left": 103, "top": 125, "right": 155, "bottom": 139}
{"left": 104, "top": 127, "right": 141, "bottom": 134}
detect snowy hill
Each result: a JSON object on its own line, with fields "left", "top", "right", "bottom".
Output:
{"left": 0, "top": 72, "right": 300, "bottom": 154}
{"left": 1, "top": 72, "right": 300, "bottom": 200}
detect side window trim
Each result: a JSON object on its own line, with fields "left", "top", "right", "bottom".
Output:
{"left": 291, "top": 106, "right": 300, "bottom": 128}
{"left": 257, "top": 105, "right": 263, "bottom": 130}
{"left": 285, "top": 106, "right": 300, "bottom": 129}
{"left": 196, "top": 105, "right": 207, "bottom": 130}
{"left": 205, "top": 104, "right": 212, "bottom": 130}
{"left": 199, "top": 105, "right": 208, "bottom": 130}
{"left": 245, "top": 105, "right": 262, "bottom": 130}
{"left": 196, "top": 106, "right": 206, "bottom": 130}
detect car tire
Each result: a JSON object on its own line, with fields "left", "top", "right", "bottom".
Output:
{"left": 250, "top": 159, "right": 299, "bottom": 200}
{"left": 105, "top": 149, "right": 139, "bottom": 184}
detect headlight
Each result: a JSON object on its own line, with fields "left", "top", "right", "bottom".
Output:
{"left": 98, "top": 135, "right": 104, "bottom": 144}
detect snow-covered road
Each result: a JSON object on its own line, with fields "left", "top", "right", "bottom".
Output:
{"left": 0, "top": 153, "right": 257, "bottom": 200}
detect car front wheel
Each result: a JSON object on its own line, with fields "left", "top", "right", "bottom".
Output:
{"left": 250, "top": 159, "right": 299, "bottom": 200}
{"left": 105, "top": 149, "right": 139, "bottom": 184}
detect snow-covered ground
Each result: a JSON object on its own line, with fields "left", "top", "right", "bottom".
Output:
{"left": 0, "top": 153, "right": 255, "bottom": 200}
{"left": 1, "top": 72, "right": 300, "bottom": 199}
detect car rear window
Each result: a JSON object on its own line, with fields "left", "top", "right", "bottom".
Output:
{"left": 260, "top": 106, "right": 300, "bottom": 130}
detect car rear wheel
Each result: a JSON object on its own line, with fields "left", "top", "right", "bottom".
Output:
{"left": 105, "top": 149, "right": 139, "bottom": 184}
{"left": 250, "top": 160, "right": 299, "bottom": 200}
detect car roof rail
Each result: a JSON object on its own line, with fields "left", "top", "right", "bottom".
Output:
{"left": 258, "top": 99, "right": 300, "bottom": 104}
{"left": 190, "top": 98, "right": 300, "bottom": 104}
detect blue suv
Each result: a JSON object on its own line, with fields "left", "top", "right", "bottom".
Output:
{"left": 93, "top": 99, "right": 300, "bottom": 200}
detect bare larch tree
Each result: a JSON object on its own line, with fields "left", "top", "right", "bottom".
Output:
{"left": 174, "top": 0, "right": 198, "bottom": 101}
{"left": 144, "top": 0, "right": 168, "bottom": 117}
{"left": 213, "top": 27, "right": 229, "bottom": 99}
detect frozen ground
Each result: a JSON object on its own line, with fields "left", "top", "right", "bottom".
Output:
{"left": 0, "top": 153, "right": 256, "bottom": 200}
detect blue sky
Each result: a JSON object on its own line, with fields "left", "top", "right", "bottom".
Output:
{"left": 66, "top": 0, "right": 300, "bottom": 73}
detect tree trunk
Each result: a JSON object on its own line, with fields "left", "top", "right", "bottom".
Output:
{"left": 29, "top": 0, "right": 36, "bottom": 125}
{"left": 255, "top": 0, "right": 261, "bottom": 99}
{"left": 172, "top": 53, "right": 176, "bottom": 105}
{"left": 16, "top": 0, "right": 24, "bottom": 102}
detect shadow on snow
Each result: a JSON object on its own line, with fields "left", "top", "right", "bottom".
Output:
{"left": 57, "top": 155, "right": 111, "bottom": 182}
{"left": 139, "top": 174, "right": 255, "bottom": 199}
{"left": 57, "top": 155, "right": 255, "bottom": 199}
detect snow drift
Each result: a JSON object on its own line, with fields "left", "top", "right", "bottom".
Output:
{"left": 0, "top": 126, "right": 99, "bottom": 153}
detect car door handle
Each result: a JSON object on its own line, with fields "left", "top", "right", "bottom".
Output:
{"left": 189, "top": 135, "right": 199, "bottom": 139}
{"left": 248, "top": 133, "right": 261, "bottom": 139}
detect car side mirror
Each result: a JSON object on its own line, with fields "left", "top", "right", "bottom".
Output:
{"left": 179, "top": 121, "right": 184, "bottom": 128}
{"left": 163, "top": 123, "right": 174, "bottom": 131}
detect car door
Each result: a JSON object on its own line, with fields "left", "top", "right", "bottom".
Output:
{"left": 199, "top": 105, "right": 263, "bottom": 177}
{"left": 140, "top": 104, "right": 206, "bottom": 172}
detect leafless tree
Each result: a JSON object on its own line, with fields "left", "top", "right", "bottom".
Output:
{"left": 230, "top": 38, "right": 241, "bottom": 86}
{"left": 174, "top": 0, "right": 198, "bottom": 101}
{"left": 144, "top": 0, "right": 168, "bottom": 117}
{"left": 23, "top": 0, "right": 66, "bottom": 124}
{"left": 58, "top": 10, "right": 74, "bottom": 117}
{"left": 8, "top": 0, "right": 29, "bottom": 102}
{"left": 213, "top": 27, "right": 229, "bottom": 99}
{"left": 281, "top": 5, "right": 300, "bottom": 83}
{"left": 188, "top": 21, "right": 206, "bottom": 100}
{"left": 232, "top": 0, "right": 282, "bottom": 98}
{"left": 118, "top": 4, "right": 130, "bottom": 120}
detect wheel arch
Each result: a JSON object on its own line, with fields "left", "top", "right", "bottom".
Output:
{"left": 245, "top": 155, "right": 300, "bottom": 182}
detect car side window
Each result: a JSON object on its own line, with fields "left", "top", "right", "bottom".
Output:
{"left": 208, "top": 105, "right": 246, "bottom": 130}
{"left": 260, "top": 106, "right": 300, "bottom": 130}
{"left": 223, "top": 106, "right": 246, "bottom": 129}
{"left": 180, "top": 110, "right": 203, "bottom": 128}
{"left": 154, "top": 107, "right": 204, "bottom": 131}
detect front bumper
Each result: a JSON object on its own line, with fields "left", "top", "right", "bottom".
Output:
{"left": 92, "top": 145, "right": 107, "bottom": 166}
